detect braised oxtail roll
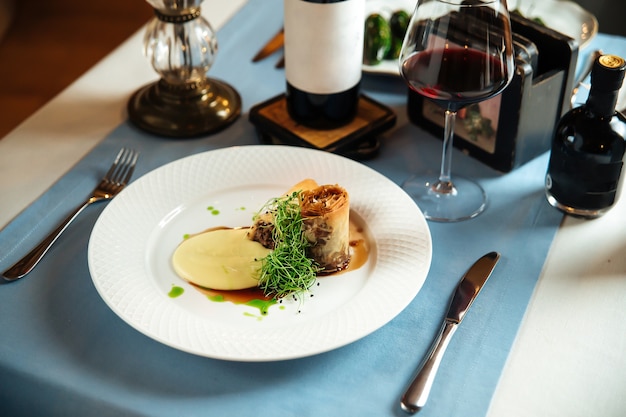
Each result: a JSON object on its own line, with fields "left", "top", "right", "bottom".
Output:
{"left": 299, "top": 183, "right": 351, "bottom": 273}
{"left": 247, "top": 179, "right": 351, "bottom": 273}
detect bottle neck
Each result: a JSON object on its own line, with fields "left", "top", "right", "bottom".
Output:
{"left": 586, "top": 88, "right": 619, "bottom": 118}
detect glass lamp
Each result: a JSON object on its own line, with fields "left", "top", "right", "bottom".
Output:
{"left": 128, "top": 0, "right": 241, "bottom": 137}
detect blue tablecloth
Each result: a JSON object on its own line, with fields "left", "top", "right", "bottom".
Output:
{"left": 1, "top": 1, "right": 624, "bottom": 416}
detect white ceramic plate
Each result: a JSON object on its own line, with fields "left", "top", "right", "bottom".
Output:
{"left": 363, "top": 0, "right": 598, "bottom": 76}
{"left": 88, "top": 146, "right": 432, "bottom": 361}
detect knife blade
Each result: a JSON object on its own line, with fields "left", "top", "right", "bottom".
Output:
{"left": 400, "top": 251, "right": 501, "bottom": 414}
{"left": 252, "top": 28, "right": 284, "bottom": 62}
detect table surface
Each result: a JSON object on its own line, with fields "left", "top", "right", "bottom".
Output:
{"left": 1, "top": 2, "right": 625, "bottom": 416}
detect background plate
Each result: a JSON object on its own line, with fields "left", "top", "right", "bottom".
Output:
{"left": 511, "top": 0, "right": 598, "bottom": 48}
{"left": 363, "top": 0, "right": 598, "bottom": 76}
{"left": 88, "top": 146, "right": 432, "bottom": 361}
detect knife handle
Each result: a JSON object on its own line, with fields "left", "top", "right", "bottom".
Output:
{"left": 400, "top": 320, "right": 458, "bottom": 414}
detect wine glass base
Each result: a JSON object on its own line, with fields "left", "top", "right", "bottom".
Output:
{"left": 402, "top": 174, "right": 487, "bottom": 222}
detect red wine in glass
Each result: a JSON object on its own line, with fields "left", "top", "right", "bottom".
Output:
{"left": 402, "top": 47, "right": 509, "bottom": 112}
{"left": 398, "top": 0, "right": 514, "bottom": 222}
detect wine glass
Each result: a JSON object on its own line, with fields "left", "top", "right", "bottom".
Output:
{"left": 399, "top": 0, "right": 515, "bottom": 221}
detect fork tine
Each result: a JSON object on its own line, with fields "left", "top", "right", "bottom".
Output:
{"left": 119, "top": 150, "right": 139, "bottom": 186}
{"left": 103, "top": 148, "right": 126, "bottom": 182}
{"left": 106, "top": 148, "right": 138, "bottom": 185}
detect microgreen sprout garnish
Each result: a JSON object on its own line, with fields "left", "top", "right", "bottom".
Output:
{"left": 255, "top": 191, "right": 320, "bottom": 299}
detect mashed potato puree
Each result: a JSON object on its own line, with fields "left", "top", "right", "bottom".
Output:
{"left": 172, "top": 228, "right": 271, "bottom": 290}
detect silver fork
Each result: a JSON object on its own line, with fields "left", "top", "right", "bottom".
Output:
{"left": 2, "top": 148, "right": 139, "bottom": 281}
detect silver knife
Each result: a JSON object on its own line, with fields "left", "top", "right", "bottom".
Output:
{"left": 400, "top": 251, "right": 501, "bottom": 414}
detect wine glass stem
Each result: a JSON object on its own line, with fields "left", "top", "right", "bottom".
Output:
{"left": 434, "top": 109, "right": 457, "bottom": 195}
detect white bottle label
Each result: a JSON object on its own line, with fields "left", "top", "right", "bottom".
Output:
{"left": 284, "top": 0, "right": 364, "bottom": 94}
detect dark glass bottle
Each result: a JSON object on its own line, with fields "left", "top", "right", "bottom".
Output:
{"left": 545, "top": 54, "right": 626, "bottom": 218}
{"left": 283, "top": 0, "right": 363, "bottom": 129}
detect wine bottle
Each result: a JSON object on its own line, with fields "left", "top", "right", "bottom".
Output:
{"left": 545, "top": 54, "right": 626, "bottom": 218}
{"left": 283, "top": 0, "right": 364, "bottom": 129}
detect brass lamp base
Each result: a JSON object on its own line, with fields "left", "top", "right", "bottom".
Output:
{"left": 127, "top": 77, "right": 242, "bottom": 138}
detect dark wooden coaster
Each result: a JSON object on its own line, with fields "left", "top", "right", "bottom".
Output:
{"left": 249, "top": 93, "right": 396, "bottom": 160}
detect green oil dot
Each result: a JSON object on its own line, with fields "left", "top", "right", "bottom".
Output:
{"left": 168, "top": 285, "right": 184, "bottom": 298}
{"left": 243, "top": 312, "right": 263, "bottom": 321}
{"left": 183, "top": 233, "right": 190, "bottom": 240}
{"left": 246, "top": 298, "right": 278, "bottom": 316}
{"left": 204, "top": 292, "right": 279, "bottom": 319}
